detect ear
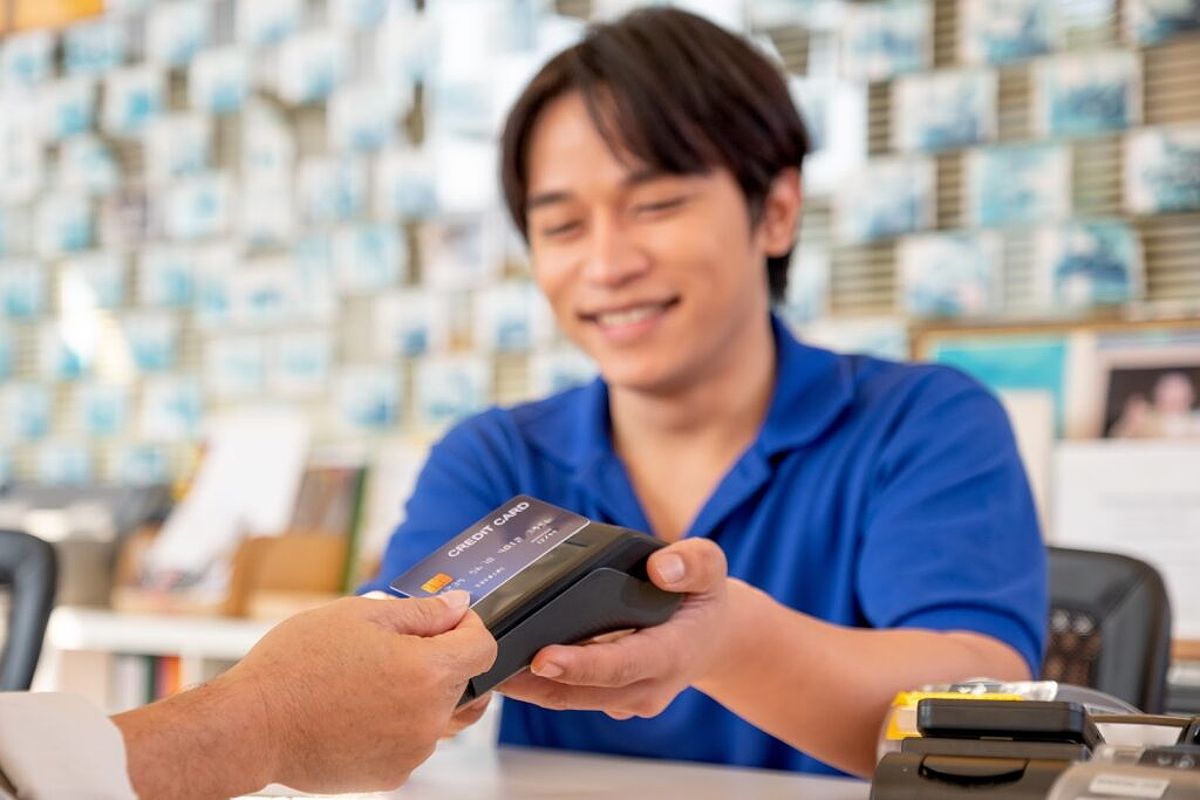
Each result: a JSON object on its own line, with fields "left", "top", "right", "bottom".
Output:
{"left": 757, "top": 169, "right": 803, "bottom": 258}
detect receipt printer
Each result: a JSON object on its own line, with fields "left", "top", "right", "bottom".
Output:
{"left": 389, "top": 495, "right": 682, "bottom": 703}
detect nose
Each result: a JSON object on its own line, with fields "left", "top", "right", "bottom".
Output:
{"left": 582, "top": 213, "right": 650, "bottom": 287}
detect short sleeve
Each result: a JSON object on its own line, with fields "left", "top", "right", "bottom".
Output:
{"left": 855, "top": 368, "right": 1047, "bottom": 676}
{"left": 359, "top": 409, "right": 521, "bottom": 594}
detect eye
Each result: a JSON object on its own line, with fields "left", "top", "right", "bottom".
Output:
{"left": 633, "top": 196, "right": 688, "bottom": 216}
{"left": 540, "top": 219, "right": 583, "bottom": 239}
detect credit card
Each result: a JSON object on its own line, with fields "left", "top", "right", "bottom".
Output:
{"left": 389, "top": 495, "right": 591, "bottom": 606}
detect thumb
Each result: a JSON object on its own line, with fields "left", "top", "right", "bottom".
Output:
{"left": 375, "top": 590, "right": 472, "bottom": 637}
{"left": 647, "top": 539, "right": 727, "bottom": 594}
{"left": 428, "top": 609, "right": 499, "bottom": 676}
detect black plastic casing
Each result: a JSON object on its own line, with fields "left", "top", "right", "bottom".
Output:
{"left": 459, "top": 520, "right": 682, "bottom": 704}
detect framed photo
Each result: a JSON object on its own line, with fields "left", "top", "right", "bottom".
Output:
{"left": 1124, "top": 124, "right": 1200, "bottom": 215}
{"left": 1034, "top": 50, "right": 1142, "bottom": 138}
{"left": 236, "top": 0, "right": 302, "bottom": 47}
{"left": 897, "top": 231, "right": 1004, "bottom": 317}
{"left": 472, "top": 282, "right": 555, "bottom": 353}
{"left": 333, "top": 366, "right": 402, "bottom": 432}
{"left": 58, "top": 135, "right": 120, "bottom": 195}
{"left": 892, "top": 69, "right": 997, "bottom": 153}
{"left": 1034, "top": 220, "right": 1143, "bottom": 308}
{"left": 113, "top": 443, "right": 172, "bottom": 485}
{"left": 1125, "top": 0, "right": 1200, "bottom": 45}
{"left": 146, "top": 0, "right": 211, "bottom": 66}
{"left": 140, "top": 376, "right": 204, "bottom": 441}
{"left": 780, "top": 248, "right": 830, "bottom": 327}
{"left": 122, "top": 313, "right": 180, "bottom": 373}
{"left": 39, "top": 77, "right": 97, "bottom": 141}
{"left": 2, "top": 382, "right": 52, "bottom": 441}
{"left": 139, "top": 246, "right": 197, "bottom": 309}
{"left": 193, "top": 244, "right": 239, "bottom": 330}
{"left": 63, "top": 18, "right": 127, "bottom": 77}
{"left": 330, "top": 0, "right": 391, "bottom": 29}
{"left": 204, "top": 336, "right": 267, "bottom": 399}
{"left": 966, "top": 143, "right": 1072, "bottom": 228}
{"left": 374, "top": 289, "right": 451, "bottom": 358}
{"left": 299, "top": 155, "right": 368, "bottom": 224}
{"left": 241, "top": 104, "right": 296, "bottom": 182}
{"left": 528, "top": 347, "right": 597, "bottom": 398}
{"left": 0, "top": 262, "right": 47, "bottom": 320}
{"left": 328, "top": 83, "right": 405, "bottom": 153}
{"left": 1, "top": 29, "right": 54, "bottom": 86}
{"left": 960, "top": 0, "right": 1059, "bottom": 65}
{"left": 37, "top": 442, "right": 92, "bottom": 485}
{"left": 0, "top": 325, "right": 12, "bottom": 381}
{"left": 840, "top": 0, "right": 931, "bottom": 82}
{"left": 36, "top": 193, "right": 94, "bottom": 256}
{"left": 269, "top": 331, "right": 333, "bottom": 397}
{"left": 415, "top": 355, "right": 492, "bottom": 430}
{"left": 144, "top": 113, "right": 212, "bottom": 182}
{"left": 103, "top": 65, "right": 165, "bottom": 137}
{"left": 433, "top": 135, "right": 499, "bottom": 214}
{"left": 375, "top": 147, "right": 438, "bottom": 220}
{"left": 419, "top": 213, "right": 504, "bottom": 291}
{"left": 164, "top": 173, "right": 232, "bottom": 241}
{"left": 0, "top": 206, "right": 31, "bottom": 259}
{"left": 0, "top": 112, "right": 43, "bottom": 204}
{"left": 74, "top": 383, "right": 128, "bottom": 437}
{"left": 227, "top": 260, "right": 299, "bottom": 329}
{"left": 239, "top": 179, "right": 296, "bottom": 247}
{"left": 189, "top": 47, "right": 251, "bottom": 115}
{"left": 276, "top": 31, "right": 348, "bottom": 105}
{"left": 332, "top": 224, "right": 406, "bottom": 294}
{"left": 39, "top": 322, "right": 95, "bottom": 381}
{"left": 833, "top": 157, "right": 936, "bottom": 245}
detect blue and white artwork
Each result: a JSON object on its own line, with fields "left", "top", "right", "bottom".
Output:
{"left": 472, "top": 282, "right": 554, "bottom": 353}
{"left": 205, "top": 337, "right": 267, "bottom": 398}
{"left": 960, "top": 0, "right": 1059, "bottom": 65}
{"left": 0, "top": 113, "right": 43, "bottom": 204}
{"left": 328, "top": 83, "right": 404, "bottom": 153}
{"left": 799, "top": 317, "right": 911, "bottom": 362}
{"left": 1035, "top": 221, "right": 1143, "bottom": 308}
{"left": 333, "top": 224, "right": 405, "bottom": 294}
{"left": 61, "top": 253, "right": 126, "bottom": 309}
{"left": 299, "top": 156, "right": 367, "bottom": 224}
{"left": 1, "top": 30, "right": 54, "bottom": 87}
{"left": 270, "top": 331, "right": 332, "bottom": 397}
{"left": 0, "top": 206, "right": 30, "bottom": 258}
{"left": 780, "top": 249, "right": 830, "bottom": 326}
{"left": 3, "top": 383, "right": 52, "bottom": 441}
{"left": 227, "top": 260, "right": 299, "bottom": 328}
{"left": 37, "top": 443, "right": 92, "bottom": 485}
{"left": 39, "top": 322, "right": 94, "bottom": 381}
{"left": 415, "top": 356, "right": 491, "bottom": 430}
{"left": 330, "top": 0, "right": 392, "bottom": 29}
{"left": 236, "top": 0, "right": 303, "bottom": 46}
{"left": 36, "top": 193, "right": 93, "bottom": 256}
{"left": 140, "top": 247, "right": 197, "bottom": 308}
{"left": 103, "top": 66, "right": 166, "bottom": 137}
{"left": 840, "top": 0, "right": 931, "bottom": 82}
{"left": 76, "top": 384, "right": 129, "bottom": 437}
{"left": 374, "top": 290, "right": 450, "bottom": 358}
{"left": 123, "top": 313, "right": 180, "bottom": 373}
{"left": 145, "top": 114, "right": 212, "bottom": 181}
{"left": 419, "top": 213, "right": 504, "bottom": 290}
{"left": 0, "top": 326, "right": 12, "bottom": 380}
{"left": 898, "top": 232, "right": 1004, "bottom": 317}
{"left": 164, "top": 173, "right": 232, "bottom": 241}
{"left": 242, "top": 105, "right": 296, "bottom": 182}
{"left": 1124, "top": 124, "right": 1200, "bottom": 214}
{"left": 140, "top": 377, "right": 204, "bottom": 441}
{"left": 276, "top": 31, "right": 348, "bottom": 105}
{"left": 893, "top": 69, "right": 997, "bottom": 153}
{"left": 1034, "top": 51, "right": 1141, "bottom": 138}
{"left": 114, "top": 443, "right": 172, "bottom": 485}
{"left": 238, "top": 179, "right": 296, "bottom": 247}
{"left": 64, "top": 18, "right": 128, "bottom": 77}
{"left": 789, "top": 78, "right": 868, "bottom": 196}
{"left": 189, "top": 47, "right": 251, "bottom": 115}
{"left": 529, "top": 348, "right": 598, "bottom": 397}
{"left": 59, "top": 135, "right": 121, "bottom": 195}
{"left": 967, "top": 143, "right": 1072, "bottom": 228}
{"left": 0, "top": 263, "right": 47, "bottom": 319}
{"left": 334, "top": 366, "right": 402, "bottom": 431}
{"left": 833, "top": 158, "right": 936, "bottom": 244}
{"left": 1125, "top": 0, "right": 1200, "bottom": 45}
{"left": 193, "top": 246, "right": 237, "bottom": 330}
{"left": 375, "top": 148, "right": 439, "bottom": 219}
{"left": 39, "top": 77, "right": 97, "bottom": 141}
{"left": 146, "top": 0, "right": 212, "bottom": 66}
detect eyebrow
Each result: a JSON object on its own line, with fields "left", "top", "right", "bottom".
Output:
{"left": 525, "top": 168, "right": 672, "bottom": 213}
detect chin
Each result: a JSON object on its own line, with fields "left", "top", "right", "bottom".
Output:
{"left": 595, "top": 356, "right": 685, "bottom": 395}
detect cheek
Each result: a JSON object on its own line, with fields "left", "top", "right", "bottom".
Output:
{"left": 531, "top": 257, "right": 575, "bottom": 320}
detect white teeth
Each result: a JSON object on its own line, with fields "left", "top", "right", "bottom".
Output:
{"left": 595, "top": 304, "right": 663, "bottom": 327}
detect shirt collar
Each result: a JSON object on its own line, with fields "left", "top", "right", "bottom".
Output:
{"left": 534, "top": 313, "right": 855, "bottom": 473}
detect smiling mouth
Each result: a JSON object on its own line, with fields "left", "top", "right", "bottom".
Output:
{"left": 580, "top": 298, "right": 681, "bottom": 327}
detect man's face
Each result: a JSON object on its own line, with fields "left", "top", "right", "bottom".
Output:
{"left": 523, "top": 91, "right": 784, "bottom": 395}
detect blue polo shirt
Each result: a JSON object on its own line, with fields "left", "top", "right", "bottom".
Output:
{"left": 366, "top": 314, "right": 1047, "bottom": 775}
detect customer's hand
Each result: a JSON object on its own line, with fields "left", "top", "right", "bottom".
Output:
{"left": 499, "top": 538, "right": 732, "bottom": 720}
{"left": 235, "top": 593, "right": 497, "bottom": 793}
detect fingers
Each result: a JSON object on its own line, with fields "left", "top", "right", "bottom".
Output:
{"left": 501, "top": 671, "right": 665, "bottom": 718}
{"left": 647, "top": 539, "right": 727, "bottom": 594}
{"left": 429, "top": 609, "right": 499, "bottom": 676}
{"left": 372, "top": 590, "right": 472, "bottom": 637}
{"left": 530, "top": 632, "right": 661, "bottom": 688}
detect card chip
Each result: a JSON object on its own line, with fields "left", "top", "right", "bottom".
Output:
{"left": 421, "top": 573, "right": 453, "bottom": 594}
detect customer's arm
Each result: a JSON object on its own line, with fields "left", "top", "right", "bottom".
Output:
{"left": 113, "top": 593, "right": 496, "bottom": 799}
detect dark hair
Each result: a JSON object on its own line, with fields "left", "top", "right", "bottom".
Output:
{"left": 499, "top": 8, "right": 810, "bottom": 303}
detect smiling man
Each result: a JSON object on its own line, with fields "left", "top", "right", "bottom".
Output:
{"left": 367, "top": 8, "right": 1046, "bottom": 778}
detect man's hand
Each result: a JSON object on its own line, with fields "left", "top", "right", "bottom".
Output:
{"left": 114, "top": 592, "right": 497, "bottom": 799}
{"left": 499, "top": 538, "right": 733, "bottom": 719}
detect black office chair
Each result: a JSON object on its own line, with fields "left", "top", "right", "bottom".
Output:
{"left": 0, "top": 530, "right": 58, "bottom": 691}
{"left": 1042, "top": 546, "right": 1172, "bottom": 713}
